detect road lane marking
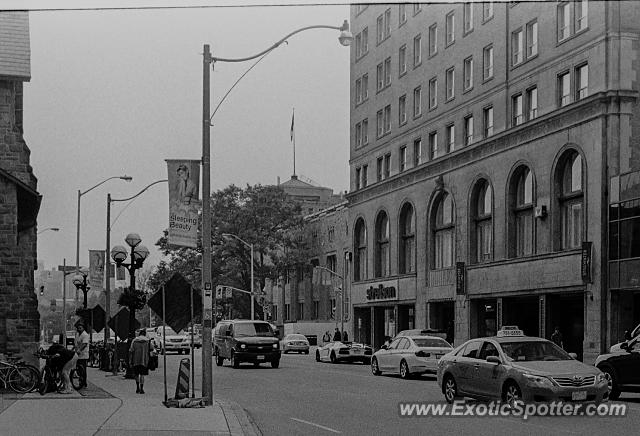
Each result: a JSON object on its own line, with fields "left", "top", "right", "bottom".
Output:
{"left": 290, "top": 417, "right": 342, "bottom": 433}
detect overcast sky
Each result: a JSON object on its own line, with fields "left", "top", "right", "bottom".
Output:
{"left": 21, "top": 1, "right": 351, "bottom": 271}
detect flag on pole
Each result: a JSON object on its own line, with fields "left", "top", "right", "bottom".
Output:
{"left": 290, "top": 110, "right": 295, "bottom": 142}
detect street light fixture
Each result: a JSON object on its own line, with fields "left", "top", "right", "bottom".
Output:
{"left": 76, "top": 175, "right": 132, "bottom": 305}
{"left": 72, "top": 269, "right": 90, "bottom": 309}
{"left": 111, "top": 232, "right": 149, "bottom": 379}
{"left": 37, "top": 227, "right": 60, "bottom": 235}
{"left": 200, "top": 18, "right": 351, "bottom": 406}
{"left": 222, "top": 233, "right": 255, "bottom": 321}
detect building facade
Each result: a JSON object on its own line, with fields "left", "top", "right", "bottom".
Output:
{"left": 0, "top": 11, "right": 41, "bottom": 356}
{"left": 345, "top": 1, "right": 640, "bottom": 362}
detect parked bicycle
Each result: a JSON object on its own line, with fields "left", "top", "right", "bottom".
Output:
{"left": 0, "top": 354, "right": 40, "bottom": 393}
{"left": 34, "top": 349, "right": 84, "bottom": 395}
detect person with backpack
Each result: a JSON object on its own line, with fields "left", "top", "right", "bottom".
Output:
{"left": 129, "top": 329, "right": 150, "bottom": 394}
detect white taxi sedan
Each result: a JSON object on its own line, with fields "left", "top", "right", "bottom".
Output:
{"left": 371, "top": 335, "right": 453, "bottom": 379}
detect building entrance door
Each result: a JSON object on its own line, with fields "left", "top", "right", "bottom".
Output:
{"left": 502, "top": 296, "right": 539, "bottom": 337}
{"left": 547, "top": 293, "right": 584, "bottom": 360}
{"left": 354, "top": 307, "right": 371, "bottom": 345}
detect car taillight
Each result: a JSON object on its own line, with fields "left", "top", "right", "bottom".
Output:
{"left": 415, "top": 351, "right": 430, "bottom": 358}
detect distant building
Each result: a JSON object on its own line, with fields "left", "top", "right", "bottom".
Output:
{"left": 279, "top": 174, "right": 344, "bottom": 215}
{"left": 0, "top": 11, "right": 41, "bottom": 355}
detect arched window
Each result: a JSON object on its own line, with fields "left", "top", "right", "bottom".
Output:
{"left": 471, "top": 180, "right": 492, "bottom": 263}
{"left": 558, "top": 152, "right": 583, "bottom": 249}
{"left": 375, "top": 211, "right": 391, "bottom": 277}
{"left": 354, "top": 219, "right": 367, "bottom": 281}
{"left": 399, "top": 203, "right": 415, "bottom": 274}
{"left": 433, "top": 193, "right": 455, "bottom": 269}
{"left": 513, "top": 167, "right": 534, "bottom": 256}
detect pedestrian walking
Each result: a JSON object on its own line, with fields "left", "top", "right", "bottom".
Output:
{"left": 322, "top": 331, "right": 331, "bottom": 344}
{"left": 342, "top": 330, "right": 349, "bottom": 342}
{"left": 551, "top": 326, "right": 564, "bottom": 349}
{"left": 74, "top": 322, "right": 90, "bottom": 388}
{"left": 129, "top": 329, "right": 151, "bottom": 394}
{"left": 333, "top": 328, "right": 342, "bottom": 342}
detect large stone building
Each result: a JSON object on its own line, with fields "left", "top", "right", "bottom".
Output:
{"left": 343, "top": 1, "right": 640, "bottom": 363}
{"left": 0, "top": 11, "right": 41, "bottom": 356}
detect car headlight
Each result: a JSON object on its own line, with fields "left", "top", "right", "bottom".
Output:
{"left": 523, "top": 373, "right": 554, "bottom": 387}
{"left": 272, "top": 343, "right": 278, "bottom": 349}
{"left": 239, "top": 343, "right": 246, "bottom": 349}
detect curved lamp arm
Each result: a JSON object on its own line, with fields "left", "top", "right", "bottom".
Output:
{"left": 111, "top": 179, "right": 168, "bottom": 203}
{"left": 212, "top": 21, "right": 350, "bottom": 63}
{"left": 313, "top": 265, "right": 343, "bottom": 281}
{"left": 81, "top": 175, "right": 132, "bottom": 197}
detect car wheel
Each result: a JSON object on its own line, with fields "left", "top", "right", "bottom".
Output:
{"left": 330, "top": 352, "right": 337, "bottom": 364}
{"left": 315, "top": 351, "right": 321, "bottom": 362}
{"left": 231, "top": 351, "right": 240, "bottom": 369}
{"left": 503, "top": 381, "right": 522, "bottom": 408}
{"left": 371, "top": 357, "right": 381, "bottom": 376}
{"left": 400, "top": 360, "right": 411, "bottom": 379}
{"left": 271, "top": 359, "right": 280, "bottom": 368}
{"left": 443, "top": 375, "right": 459, "bottom": 404}
{"left": 214, "top": 349, "right": 224, "bottom": 367}
{"left": 600, "top": 366, "right": 620, "bottom": 400}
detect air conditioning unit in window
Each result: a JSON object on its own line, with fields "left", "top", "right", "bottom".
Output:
{"left": 534, "top": 205, "right": 547, "bottom": 219}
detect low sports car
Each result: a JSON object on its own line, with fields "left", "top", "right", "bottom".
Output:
{"left": 315, "top": 341, "right": 372, "bottom": 364}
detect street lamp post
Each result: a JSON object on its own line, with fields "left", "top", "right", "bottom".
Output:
{"left": 222, "top": 233, "right": 255, "bottom": 320}
{"left": 111, "top": 233, "right": 150, "bottom": 379}
{"left": 201, "top": 19, "right": 352, "bottom": 406}
{"left": 60, "top": 258, "right": 75, "bottom": 344}
{"left": 76, "top": 175, "right": 132, "bottom": 304}
{"left": 313, "top": 266, "right": 345, "bottom": 337}
{"left": 72, "top": 269, "right": 90, "bottom": 309}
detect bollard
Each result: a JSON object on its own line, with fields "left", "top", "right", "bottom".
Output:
{"left": 174, "top": 358, "right": 190, "bottom": 400}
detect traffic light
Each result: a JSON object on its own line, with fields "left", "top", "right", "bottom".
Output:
{"left": 39, "top": 285, "right": 44, "bottom": 296}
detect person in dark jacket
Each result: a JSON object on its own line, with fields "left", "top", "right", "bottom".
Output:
{"left": 333, "top": 328, "right": 341, "bottom": 342}
{"left": 129, "top": 329, "right": 150, "bottom": 394}
{"left": 342, "top": 331, "right": 349, "bottom": 342}
{"left": 46, "top": 341, "right": 77, "bottom": 394}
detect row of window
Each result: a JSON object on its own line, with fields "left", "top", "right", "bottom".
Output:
{"left": 353, "top": 149, "right": 585, "bottom": 281}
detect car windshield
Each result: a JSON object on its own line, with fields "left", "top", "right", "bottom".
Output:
{"left": 501, "top": 340, "right": 572, "bottom": 362}
{"left": 162, "top": 328, "right": 179, "bottom": 336}
{"left": 286, "top": 334, "right": 307, "bottom": 341}
{"left": 234, "top": 323, "right": 274, "bottom": 337}
{"left": 413, "top": 338, "right": 451, "bottom": 348}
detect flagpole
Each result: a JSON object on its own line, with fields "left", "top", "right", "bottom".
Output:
{"left": 291, "top": 108, "right": 296, "bottom": 177}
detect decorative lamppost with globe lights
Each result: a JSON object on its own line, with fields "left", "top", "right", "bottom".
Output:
{"left": 110, "top": 232, "right": 149, "bottom": 379}
{"left": 72, "top": 269, "right": 91, "bottom": 310}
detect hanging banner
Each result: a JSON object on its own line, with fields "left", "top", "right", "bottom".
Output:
{"left": 166, "top": 159, "right": 201, "bottom": 248}
{"left": 89, "top": 249, "right": 105, "bottom": 289}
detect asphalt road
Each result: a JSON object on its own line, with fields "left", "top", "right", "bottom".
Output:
{"left": 156, "top": 348, "right": 640, "bottom": 436}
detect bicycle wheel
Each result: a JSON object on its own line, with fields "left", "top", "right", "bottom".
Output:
{"left": 38, "top": 369, "right": 49, "bottom": 395}
{"left": 8, "top": 366, "right": 40, "bottom": 393}
{"left": 70, "top": 367, "right": 83, "bottom": 390}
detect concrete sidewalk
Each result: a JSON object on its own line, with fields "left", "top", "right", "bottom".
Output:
{"left": 0, "top": 367, "right": 260, "bottom": 436}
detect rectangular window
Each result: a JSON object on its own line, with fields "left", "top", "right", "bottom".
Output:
{"left": 384, "top": 105, "right": 391, "bottom": 133}
{"left": 512, "top": 93, "right": 523, "bottom": 126}
{"left": 399, "top": 4, "right": 407, "bottom": 25}
{"left": 377, "top": 14, "right": 384, "bottom": 44}
{"left": 446, "top": 12, "right": 455, "bottom": 45}
{"left": 483, "top": 106, "right": 494, "bottom": 137}
{"left": 483, "top": 45, "right": 493, "bottom": 79}
{"left": 361, "top": 28, "right": 368, "bottom": 54}
{"left": 413, "top": 3, "right": 422, "bottom": 15}
{"left": 558, "top": 71, "right": 570, "bottom": 106}
{"left": 526, "top": 86, "right": 538, "bottom": 120}
{"left": 558, "top": 2, "right": 571, "bottom": 41}
{"left": 384, "top": 153, "right": 391, "bottom": 178}
{"left": 362, "top": 74, "right": 368, "bottom": 100}
{"left": 429, "top": 24, "right": 438, "bottom": 56}
{"left": 576, "top": 64, "right": 588, "bottom": 100}
{"left": 512, "top": 29, "right": 523, "bottom": 65}
{"left": 413, "top": 34, "right": 422, "bottom": 66}
{"left": 562, "top": 202, "right": 583, "bottom": 249}
{"left": 414, "top": 138, "right": 422, "bottom": 166}
{"left": 435, "top": 229, "right": 454, "bottom": 269}
{"left": 413, "top": 86, "right": 422, "bottom": 117}
{"left": 399, "top": 146, "right": 407, "bottom": 172}
{"left": 399, "top": 45, "right": 407, "bottom": 76}
{"left": 376, "top": 62, "right": 384, "bottom": 91}
{"left": 298, "top": 302, "right": 304, "bottom": 320}
{"left": 313, "top": 301, "right": 319, "bottom": 320}
{"left": 362, "top": 118, "right": 369, "bottom": 145}
{"left": 398, "top": 94, "right": 407, "bottom": 125}
{"left": 355, "top": 77, "right": 362, "bottom": 104}
{"left": 362, "top": 164, "right": 368, "bottom": 187}
{"left": 355, "top": 32, "right": 362, "bottom": 59}
{"left": 377, "top": 109, "right": 384, "bottom": 137}
{"left": 355, "top": 122, "right": 362, "bottom": 147}
{"left": 285, "top": 304, "right": 290, "bottom": 321}
{"left": 446, "top": 124, "right": 455, "bottom": 152}
{"left": 429, "top": 131, "right": 438, "bottom": 159}
{"left": 384, "top": 57, "right": 391, "bottom": 86}
{"left": 429, "top": 77, "right": 437, "bottom": 109}
{"left": 464, "top": 2, "right": 474, "bottom": 33}
{"left": 576, "top": 0, "right": 588, "bottom": 32}
{"left": 355, "top": 167, "right": 361, "bottom": 190}
{"left": 483, "top": 1, "right": 494, "bottom": 21}
{"left": 463, "top": 56, "right": 473, "bottom": 90}
{"left": 377, "top": 156, "right": 384, "bottom": 181}
{"left": 385, "top": 8, "right": 391, "bottom": 38}
{"left": 526, "top": 20, "right": 538, "bottom": 58}
{"left": 464, "top": 115, "right": 474, "bottom": 145}
{"left": 446, "top": 67, "right": 455, "bottom": 100}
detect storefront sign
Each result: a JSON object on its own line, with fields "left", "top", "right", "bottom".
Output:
{"left": 581, "top": 242, "right": 592, "bottom": 283}
{"left": 456, "top": 262, "right": 466, "bottom": 295}
{"left": 366, "top": 284, "right": 397, "bottom": 301}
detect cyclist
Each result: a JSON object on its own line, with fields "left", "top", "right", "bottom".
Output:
{"left": 46, "top": 338, "right": 77, "bottom": 394}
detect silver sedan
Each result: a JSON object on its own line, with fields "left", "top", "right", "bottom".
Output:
{"left": 281, "top": 334, "right": 310, "bottom": 354}
{"left": 371, "top": 335, "right": 453, "bottom": 378}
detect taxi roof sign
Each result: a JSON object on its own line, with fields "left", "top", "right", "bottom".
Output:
{"left": 497, "top": 326, "right": 524, "bottom": 337}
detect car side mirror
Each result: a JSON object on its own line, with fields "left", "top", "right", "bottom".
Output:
{"left": 486, "top": 355, "right": 501, "bottom": 364}
{"left": 568, "top": 352, "right": 578, "bottom": 359}
{"left": 381, "top": 345, "right": 388, "bottom": 350}
{"left": 225, "top": 329, "right": 232, "bottom": 337}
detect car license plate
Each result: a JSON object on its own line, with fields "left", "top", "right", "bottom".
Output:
{"left": 257, "top": 355, "right": 265, "bottom": 360}
{"left": 572, "top": 391, "right": 587, "bottom": 401}
{"left": 352, "top": 349, "right": 363, "bottom": 354}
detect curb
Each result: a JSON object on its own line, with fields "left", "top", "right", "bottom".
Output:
{"left": 218, "top": 399, "right": 262, "bottom": 436}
